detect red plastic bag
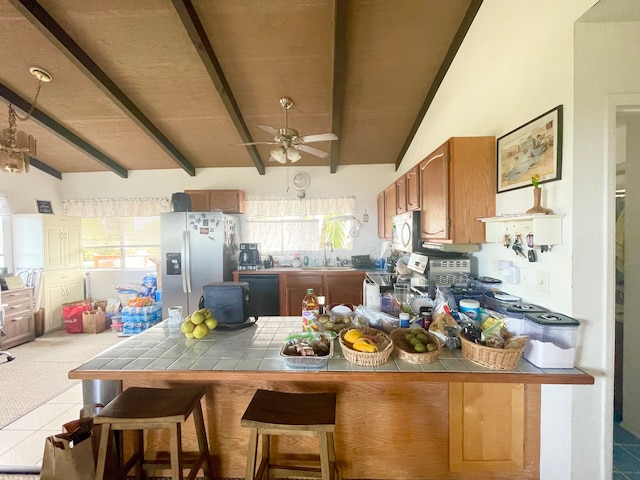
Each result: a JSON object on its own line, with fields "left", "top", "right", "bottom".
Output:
{"left": 63, "top": 303, "right": 90, "bottom": 334}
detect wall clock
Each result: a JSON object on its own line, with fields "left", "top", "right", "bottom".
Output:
{"left": 292, "top": 171, "right": 310, "bottom": 190}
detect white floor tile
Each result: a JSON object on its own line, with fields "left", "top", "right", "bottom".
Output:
{"left": 3, "top": 403, "right": 77, "bottom": 431}
{"left": 0, "top": 429, "right": 58, "bottom": 466}
{"left": 40, "top": 403, "right": 83, "bottom": 431}
{"left": 0, "top": 430, "right": 32, "bottom": 456}
{"left": 47, "top": 383, "right": 82, "bottom": 404}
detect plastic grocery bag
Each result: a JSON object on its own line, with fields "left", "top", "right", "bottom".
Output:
{"left": 62, "top": 301, "right": 91, "bottom": 334}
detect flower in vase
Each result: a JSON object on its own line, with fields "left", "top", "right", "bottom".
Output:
{"left": 531, "top": 174, "right": 541, "bottom": 188}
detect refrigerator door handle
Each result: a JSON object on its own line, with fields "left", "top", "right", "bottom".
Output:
{"left": 184, "top": 230, "right": 192, "bottom": 293}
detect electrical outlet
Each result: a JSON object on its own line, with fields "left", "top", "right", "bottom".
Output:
{"left": 537, "top": 271, "right": 550, "bottom": 293}
{"left": 520, "top": 268, "right": 530, "bottom": 287}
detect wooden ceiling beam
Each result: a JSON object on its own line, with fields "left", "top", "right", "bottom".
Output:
{"left": 395, "top": 0, "right": 484, "bottom": 170}
{"left": 329, "top": 0, "right": 348, "bottom": 174}
{"left": 9, "top": 0, "right": 196, "bottom": 176}
{"left": 171, "top": 0, "right": 266, "bottom": 175}
{"left": 0, "top": 82, "right": 127, "bottom": 178}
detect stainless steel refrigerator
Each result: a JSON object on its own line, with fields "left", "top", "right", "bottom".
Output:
{"left": 160, "top": 212, "right": 239, "bottom": 317}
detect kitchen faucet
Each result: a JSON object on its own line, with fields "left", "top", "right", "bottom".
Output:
{"left": 322, "top": 242, "right": 333, "bottom": 267}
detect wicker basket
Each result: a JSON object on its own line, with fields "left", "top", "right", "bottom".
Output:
{"left": 339, "top": 326, "right": 394, "bottom": 367}
{"left": 459, "top": 333, "right": 524, "bottom": 370}
{"left": 390, "top": 328, "right": 442, "bottom": 364}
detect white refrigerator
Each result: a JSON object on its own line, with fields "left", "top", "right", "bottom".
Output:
{"left": 160, "top": 212, "right": 239, "bottom": 318}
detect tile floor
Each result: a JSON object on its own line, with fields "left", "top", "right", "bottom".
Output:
{"left": 614, "top": 422, "right": 640, "bottom": 479}
{"left": 0, "top": 383, "right": 83, "bottom": 474}
{"left": 1, "top": 381, "right": 640, "bottom": 478}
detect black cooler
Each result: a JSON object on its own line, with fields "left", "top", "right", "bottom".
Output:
{"left": 201, "top": 281, "right": 256, "bottom": 327}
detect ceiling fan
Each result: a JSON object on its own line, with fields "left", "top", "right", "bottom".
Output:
{"left": 236, "top": 97, "right": 338, "bottom": 163}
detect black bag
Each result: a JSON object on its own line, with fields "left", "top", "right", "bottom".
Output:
{"left": 199, "top": 281, "right": 258, "bottom": 330}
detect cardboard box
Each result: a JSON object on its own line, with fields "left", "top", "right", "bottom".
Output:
{"left": 82, "top": 309, "right": 105, "bottom": 334}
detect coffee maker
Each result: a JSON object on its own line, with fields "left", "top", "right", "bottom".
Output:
{"left": 239, "top": 243, "right": 261, "bottom": 270}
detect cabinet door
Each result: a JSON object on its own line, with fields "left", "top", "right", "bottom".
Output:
{"left": 377, "top": 193, "right": 385, "bottom": 239}
{"left": 43, "top": 223, "right": 66, "bottom": 270}
{"left": 406, "top": 165, "right": 420, "bottom": 211}
{"left": 210, "top": 190, "right": 245, "bottom": 214}
{"left": 324, "top": 272, "right": 365, "bottom": 306}
{"left": 383, "top": 183, "right": 397, "bottom": 239}
{"left": 44, "top": 279, "right": 65, "bottom": 333}
{"left": 449, "top": 382, "right": 525, "bottom": 473}
{"left": 284, "top": 274, "right": 323, "bottom": 316}
{"left": 419, "top": 142, "right": 449, "bottom": 241}
{"left": 65, "top": 222, "right": 83, "bottom": 269}
{"left": 184, "top": 190, "right": 210, "bottom": 211}
{"left": 396, "top": 175, "right": 407, "bottom": 214}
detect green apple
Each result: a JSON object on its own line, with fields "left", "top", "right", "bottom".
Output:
{"left": 190, "top": 311, "right": 205, "bottom": 325}
{"left": 180, "top": 320, "right": 195, "bottom": 334}
{"left": 204, "top": 317, "right": 218, "bottom": 330}
{"left": 192, "top": 323, "right": 209, "bottom": 339}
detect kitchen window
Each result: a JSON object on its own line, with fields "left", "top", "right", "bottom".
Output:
{"left": 244, "top": 197, "right": 357, "bottom": 254}
{"left": 62, "top": 197, "right": 170, "bottom": 270}
{"left": 81, "top": 217, "right": 161, "bottom": 269}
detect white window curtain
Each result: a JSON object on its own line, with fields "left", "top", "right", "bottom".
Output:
{"left": 62, "top": 198, "right": 171, "bottom": 217}
{"left": 245, "top": 196, "right": 356, "bottom": 217}
{"left": 245, "top": 197, "right": 356, "bottom": 253}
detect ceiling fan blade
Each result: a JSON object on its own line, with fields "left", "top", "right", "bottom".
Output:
{"left": 257, "top": 124, "right": 279, "bottom": 136}
{"left": 233, "top": 141, "right": 279, "bottom": 146}
{"left": 300, "top": 132, "right": 338, "bottom": 143}
{"left": 297, "top": 144, "right": 330, "bottom": 158}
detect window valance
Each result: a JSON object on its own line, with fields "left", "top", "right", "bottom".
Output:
{"left": 62, "top": 197, "right": 171, "bottom": 217}
{"left": 245, "top": 196, "right": 356, "bottom": 218}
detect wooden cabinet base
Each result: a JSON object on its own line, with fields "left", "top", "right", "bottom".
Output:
{"left": 118, "top": 379, "right": 540, "bottom": 479}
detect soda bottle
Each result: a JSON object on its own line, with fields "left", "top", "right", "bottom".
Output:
{"left": 302, "top": 288, "right": 319, "bottom": 330}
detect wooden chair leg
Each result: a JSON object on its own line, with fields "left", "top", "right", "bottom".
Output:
{"left": 245, "top": 428, "right": 259, "bottom": 480}
{"left": 318, "top": 431, "right": 331, "bottom": 480}
{"left": 95, "top": 423, "right": 111, "bottom": 480}
{"left": 328, "top": 432, "right": 339, "bottom": 480}
{"left": 169, "top": 423, "right": 183, "bottom": 480}
{"left": 135, "top": 430, "right": 144, "bottom": 480}
{"left": 192, "top": 403, "right": 212, "bottom": 479}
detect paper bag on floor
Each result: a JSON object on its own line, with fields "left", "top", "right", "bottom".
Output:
{"left": 40, "top": 432, "right": 95, "bottom": 480}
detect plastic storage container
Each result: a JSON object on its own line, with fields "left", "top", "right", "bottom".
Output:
{"left": 522, "top": 312, "right": 580, "bottom": 368}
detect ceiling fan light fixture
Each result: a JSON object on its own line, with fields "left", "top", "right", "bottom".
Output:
{"left": 270, "top": 147, "right": 287, "bottom": 164}
{"left": 286, "top": 147, "right": 301, "bottom": 163}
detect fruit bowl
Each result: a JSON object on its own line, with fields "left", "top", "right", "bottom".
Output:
{"left": 338, "top": 326, "right": 393, "bottom": 367}
{"left": 390, "top": 328, "right": 442, "bottom": 364}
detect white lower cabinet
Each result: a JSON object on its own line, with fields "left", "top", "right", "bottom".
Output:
{"left": 42, "top": 270, "right": 85, "bottom": 333}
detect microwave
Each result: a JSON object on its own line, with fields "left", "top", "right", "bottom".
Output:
{"left": 391, "top": 211, "right": 421, "bottom": 253}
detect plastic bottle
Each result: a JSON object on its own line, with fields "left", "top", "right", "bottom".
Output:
{"left": 399, "top": 312, "right": 411, "bottom": 328}
{"left": 302, "top": 288, "right": 319, "bottom": 330}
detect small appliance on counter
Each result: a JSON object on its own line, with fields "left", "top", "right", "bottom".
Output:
{"left": 407, "top": 251, "right": 472, "bottom": 299}
{"left": 239, "top": 243, "right": 261, "bottom": 271}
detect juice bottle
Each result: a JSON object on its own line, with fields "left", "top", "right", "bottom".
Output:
{"left": 302, "top": 288, "right": 319, "bottom": 330}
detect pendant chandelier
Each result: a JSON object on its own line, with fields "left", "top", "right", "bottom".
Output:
{"left": 0, "top": 67, "right": 52, "bottom": 173}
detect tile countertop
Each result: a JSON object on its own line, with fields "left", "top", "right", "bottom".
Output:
{"left": 72, "top": 317, "right": 594, "bottom": 384}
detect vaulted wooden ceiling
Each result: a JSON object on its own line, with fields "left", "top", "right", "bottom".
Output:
{"left": 0, "top": 0, "right": 480, "bottom": 178}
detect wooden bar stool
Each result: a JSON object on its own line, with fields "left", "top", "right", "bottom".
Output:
{"left": 93, "top": 385, "right": 212, "bottom": 480}
{"left": 241, "top": 389, "right": 339, "bottom": 480}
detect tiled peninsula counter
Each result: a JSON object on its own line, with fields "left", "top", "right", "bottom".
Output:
{"left": 69, "top": 318, "right": 593, "bottom": 479}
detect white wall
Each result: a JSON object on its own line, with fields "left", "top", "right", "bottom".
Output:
{"left": 398, "top": 1, "right": 597, "bottom": 479}
{"left": 0, "top": 167, "right": 64, "bottom": 214}
{"left": 574, "top": 19, "right": 640, "bottom": 480}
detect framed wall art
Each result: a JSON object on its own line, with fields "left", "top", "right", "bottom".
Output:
{"left": 497, "top": 105, "right": 563, "bottom": 193}
{"left": 36, "top": 200, "right": 53, "bottom": 214}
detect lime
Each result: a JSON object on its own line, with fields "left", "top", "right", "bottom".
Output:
{"left": 416, "top": 333, "right": 429, "bottom": 343}
{"left": 405, "top": 333, "right": 416, "bottom": 342}
{"left": 427, "top": 343, "right": 438, "bottom": 352}
{"left": 409, "top": 337, "right": 422, "bottom": 346}
{"left": 414, "top": 343, "right": 427, "bottom": 353}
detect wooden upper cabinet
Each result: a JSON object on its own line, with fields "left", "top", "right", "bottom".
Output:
{"left": 406, "top": 164, "right": 420, "bottom": 211}
{"left": 383, "top": 183, "right": 397, "bottom": 239}
{"left": 419, "top": 137, "right": 496, "bottom": 243}
{"left": 396, "top": 175, "right": 407, "bottom": 214}
{"left": 377, "top": 192, "right": 385, "bottom": 239}
{"left": 184, "top": 189, "right": 246, "bottom": 214}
